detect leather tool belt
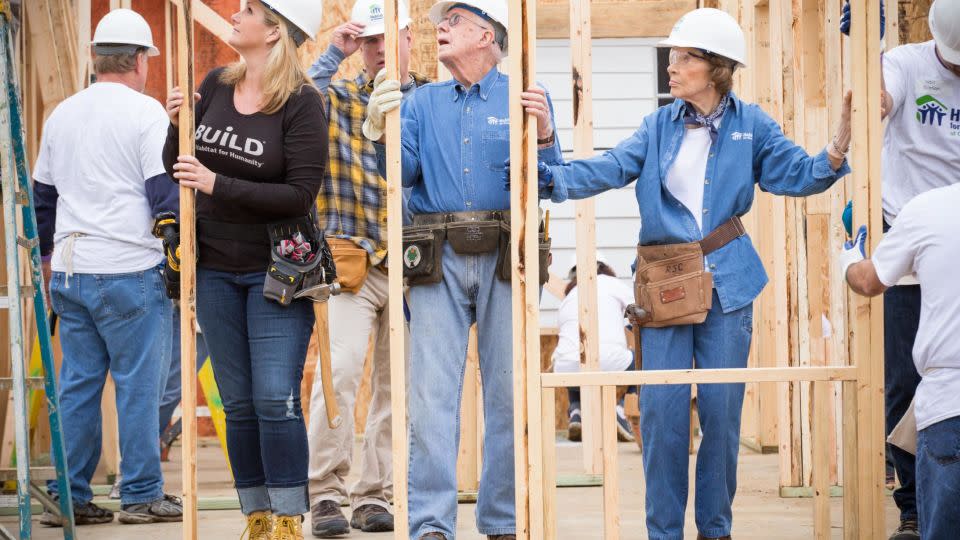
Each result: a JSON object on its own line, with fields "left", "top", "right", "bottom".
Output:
{"left": 402, "top": 210, "right": 550, "bottom": 287}
{"left": 631, "top": 215, "right": 745, "bottom": 328}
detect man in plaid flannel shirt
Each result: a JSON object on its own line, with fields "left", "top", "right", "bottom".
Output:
{"left": 305, "top": 0, "right": 430, "bottom": 536}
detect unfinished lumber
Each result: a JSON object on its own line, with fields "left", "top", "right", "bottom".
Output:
{"left": 600, "top": 385, "right": 619, "bottom": 540}
{"left": 456, "top": 327, "right": 480, "bottom": 493}
{"left": 382, "top": 0, "right": 408, "bottom": 537}
{"left": 175, "top": 1, "right": 199, "bottom": 538}
{"left": 541, "top": 387, "right": 557, "bottom": 540}
{"left": 508, "top": 0, "right": 544, "bottom": 537}
{"left": 569, "top": 0, "right": 602, "bottom": 478}
{"left": 847, "top": 0, "right": 886, "bottom": 536}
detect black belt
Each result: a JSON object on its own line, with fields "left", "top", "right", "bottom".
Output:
{"left": 410, "top": 210, "right": 510, "bottom": 226}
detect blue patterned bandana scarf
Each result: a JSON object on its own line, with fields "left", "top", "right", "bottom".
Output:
{"left": 682, "top": 95, "right": 729, "bottom": 143}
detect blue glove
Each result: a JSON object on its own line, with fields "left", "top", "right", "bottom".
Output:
{"left": 842, "top": 200, "right": 853, "bottom": 237}
{"left": 839, "top": 224, "right": 867, "bottom": 279}
{"left": 840, "top": 0, "right": 885, "bottom": 40}
{"left": 502, "top": 158, "right": 555, "bottom": 199}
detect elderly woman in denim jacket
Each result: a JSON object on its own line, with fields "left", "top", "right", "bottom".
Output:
{"left": 514, "top": 8, "right": 856, "bottom": 540}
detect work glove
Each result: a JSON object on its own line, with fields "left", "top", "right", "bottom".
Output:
{"left": 152, "top": 212, "right": 181, "bottom": 299}
{"left": 839, "top": 0, "right": 885, "bottom": 40}
{"left": 502, "top": 158, "right": 555, "bottom": 199}
{"left": 839, "top": 224, "right": 867, "bottom": 282}
{"left": 362, "top": 68, "right": 403, "bottom": 141}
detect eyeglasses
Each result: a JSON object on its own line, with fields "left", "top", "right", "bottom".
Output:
{"left": 437, "top": 12, "right": 491, "bottom": 31}
{"left": 668, "top": 49, "right": 709, "bottom": 66}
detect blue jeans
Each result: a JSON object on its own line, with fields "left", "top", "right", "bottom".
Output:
{"left": 639, "top": 291, "right": 753, "bottom": 540}
{"left": 407, "top": 243, "right": 515, "bottom": 538}
{"left": 884, "top": 284, "right": 921, "bottom": 520}
{"left": 159, "top": 305, "right": 182, "bottom": 435}
{"left": 917, "top": 416, "right": 960, "bottom": 539}
{"left": 47, "top": 266, "right": 171, "bottom": 505}
{"left": 195, "top": 269, "right": 314, "bottom": 516}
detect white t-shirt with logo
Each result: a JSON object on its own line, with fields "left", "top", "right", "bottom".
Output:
{"left": 32, "top": 82, "right": 168, "bottom": 274}
{"left": 872, "top": 183, "right": 960, "bottom": 430}
{"left": 553, "top": 274, "right": 635, "bottom": 374}
{"left": 882, "top": 40, "right": 960, "bottom": 224}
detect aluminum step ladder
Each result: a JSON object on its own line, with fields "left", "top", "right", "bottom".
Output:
{"left": 0, "top": 6, "right": 75, "bottom": 540}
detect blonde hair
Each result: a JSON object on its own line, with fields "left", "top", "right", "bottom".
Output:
{"left": 219, "top": 7, "right": 311, "bottom": 115}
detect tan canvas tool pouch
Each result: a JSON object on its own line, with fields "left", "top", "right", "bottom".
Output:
{"left": 327, "top": 238, "right": 369, "bottom": 294}
{"left": 634, "top": 215, "right": 745, "bottom": 328}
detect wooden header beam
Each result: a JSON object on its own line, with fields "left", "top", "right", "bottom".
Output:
{"left": 541, "top": 366, "right": 860, "bottom": 387}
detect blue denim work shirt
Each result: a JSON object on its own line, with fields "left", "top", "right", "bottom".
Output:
{"left": 547, "top": 94, "right": 852, "bottom": 313}
{"left": 375, "top": 67, "right": 563, "bottom": 213}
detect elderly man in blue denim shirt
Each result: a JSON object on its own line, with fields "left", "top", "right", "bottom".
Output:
{"left": 366, "top": 0, "right": 561, "bottom": 538}
{"left": 520, "top": 8, "right": 852, "bottom": 540}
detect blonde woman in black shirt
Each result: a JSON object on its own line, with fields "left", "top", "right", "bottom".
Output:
{"left": 163, "top": 1, "right": 326, "bottom": 538}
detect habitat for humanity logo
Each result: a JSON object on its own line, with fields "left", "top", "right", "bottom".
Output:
{"left": 915, "top": 95, "right": 952, "bottom": 126}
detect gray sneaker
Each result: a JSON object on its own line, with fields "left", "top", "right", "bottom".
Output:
{"left": 118, "top": 493, "right": 183, "bottom": 524}
{"left": 889, "top": 519, "right": 919, "bottom": 540}
{"left": 40, "top": 499, "right": 114, "bottom": 526}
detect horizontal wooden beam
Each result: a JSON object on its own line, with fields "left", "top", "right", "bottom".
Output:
{"left": 540, "top": 366, "right": 859, "bottom": 387}
{"left": 168, "top": 0, "right": 236, "bottom": 49}
{"left": 536, "top": 0, "right": 697, "bottom": 39}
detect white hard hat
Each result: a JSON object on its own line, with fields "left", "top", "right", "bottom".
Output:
{"left": 930, "top": 0, "right": 960, "bottom": 65}
{"left": 92, "top": 8, "right": 159, "bottom": 56}
{"left": 352, "top": 0, "right": 412, "bottom": 37}
{"left": 262, "top": 0, "right": 323, "bottom": 43}
{"left": 658, "top": 8, "right": 746, "bottom": 68}
{"left": 429, "top": 0, "right": 509, "bottom": 53}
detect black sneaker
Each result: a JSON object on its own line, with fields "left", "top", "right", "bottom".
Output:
{"left": 889, "top": 518, "right": 919, "bottom": 540}
{"left": 311, "top": 499, "right": 349, "bottom": 537}
{"left": 350, "top": 503, "right": 394, "bottom": 532}
{"left": 616, "top": 402, "right": 636, "bottom": 442}
{"left": 567, "top": 402, "right": 582, "bottom": 442}
{"left": 40, "top": 499, "right": 114, "bottom": 526}
{"left": 118, "top": 493, "right": 183, "bottom": 524}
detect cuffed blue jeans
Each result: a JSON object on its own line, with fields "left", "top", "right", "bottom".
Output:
{"left": 406, "top": 243, "right": 515, "bottom": 538}
{"left": 195, "top": 269, "right": 314, "bottom": 517}
{"left": 639, "top": 291, "right": 753, "bottom": 540}
{"left": 917, "top": 415, "right": 960, "bottom": 539}
{"left": 47, "top": 266, "right": 171, "bottom": 505}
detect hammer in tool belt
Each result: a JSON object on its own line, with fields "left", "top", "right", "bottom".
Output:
{"left": 313, "top": 301, "right": 343, "bottom": 429}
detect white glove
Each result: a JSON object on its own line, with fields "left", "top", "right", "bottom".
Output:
{"left": 362, "top": 68, "right": 402, "bottom": 141}
{"left": 839, "top": 224, "right": 867, "bottom": 282}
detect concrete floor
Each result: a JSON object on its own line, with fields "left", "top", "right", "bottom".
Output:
{"left": 12, "top": 437, "right": 899, "bottom": 539}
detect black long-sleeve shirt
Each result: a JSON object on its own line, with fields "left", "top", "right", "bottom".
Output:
{"left": 163, "top": 67, "right": 329, "bottom": 272}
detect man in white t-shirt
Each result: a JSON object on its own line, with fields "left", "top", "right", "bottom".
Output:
{"left": 550, "top": 255, "right": 637, "bottom": 443}
{"left": 840, "top": 183, "right": 960, "bottom": 540}
{"left": 32, "top": 9, "right": 182, "bottom": 527}
{"left": 842, "top": 1, "right": 960, "bottom": 536}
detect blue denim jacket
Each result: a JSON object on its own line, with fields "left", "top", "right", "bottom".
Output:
{"left": 375, "top": 66, "right": 563, "bottom": 213}
{"left": 547, "top": 94, "right": 851, "bottom": 312}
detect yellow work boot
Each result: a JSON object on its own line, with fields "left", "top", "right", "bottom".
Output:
{"left": 271, "top": 515, "right": 304, "bottom": 540}
{"left": 241, "top": 511, "right": 273, "bottom": 540}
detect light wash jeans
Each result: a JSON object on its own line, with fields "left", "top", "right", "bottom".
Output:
{"left": 407, "top": 242, "right": 515, "bottom": 538}
{"left": 48, "top": 266, "right": 171, "bottom": 505}
{"left": 639, "top": 290, "right": 753, "bottom": 540}
{"left": 196, "top": 269, "right": 314, "bottom": 517}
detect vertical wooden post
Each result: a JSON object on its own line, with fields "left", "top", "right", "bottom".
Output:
{"left": 600, "top": 385, "right": 620, "bottom": 540}
{"left": 508, "top": 0, "right": 544, "bottom": 537}
{"left": 457, "top": 327, "right": 480, "bottom": 492}
{"left": 841, "top": 379, "right": 859, "bottom": 539}
{"left": 77, "top": 0, "right": 90, "bottom": 90}
{"left": 175, "top": 1, "right": 198, "bottom": 538}
{"left": 541, "top": 386, "right": 557, "bottom": 540}
{"left": 382, "top": 0, "right": 409, "bottom": 537}
{"left": 848, "top": 0, "right": 885, "bottom": 535}
{"left": 570, "top": 0, "right": 602, "bottom": 477}
{"left": 812, "top": 380, "right": 830, "bottom": 539}
{"left": 101, "top": 377, "right": 120, "bottom": 481}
